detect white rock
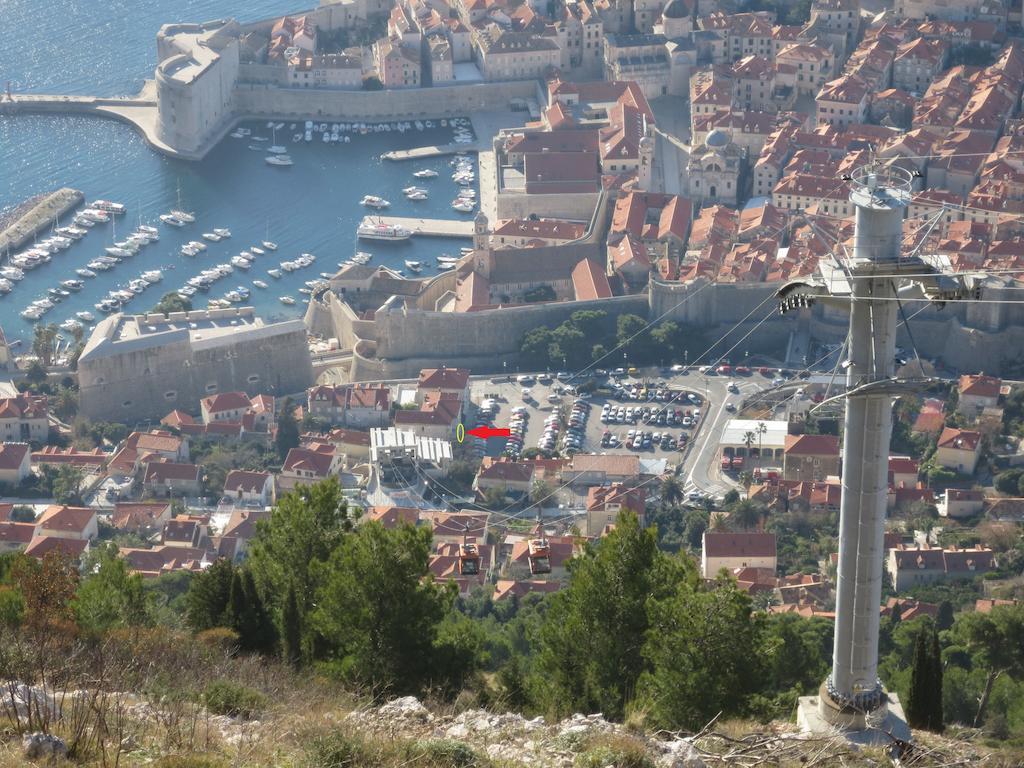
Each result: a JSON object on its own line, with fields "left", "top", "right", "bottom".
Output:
{"left": 657, "top": 739, "right": 706, "bottom": 768}
{"left": 22, "top": 732, "right": 67, "bottom": 760}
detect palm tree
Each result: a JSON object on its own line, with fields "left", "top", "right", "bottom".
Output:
{"left": 709, "top": 511, "right": 731, "bottom": 531}
{"left": 742, "top": 431, "right": 756, "bottom": 459}
{"left": 739, "top": 471, "right": 754, "bottom": 497}
{"left": 729, "top": 499, "right": 763, "bottom": 531}
{"left": 660, "top": 475, "right": 684, "bottom": 506}
{"left": 756, "top": 421, "right": 768, "bottom": 466}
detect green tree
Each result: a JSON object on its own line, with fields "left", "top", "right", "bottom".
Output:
{"left": 729, "top": 499, "right": 763, "bottom": 531}
{"left": 275, "top": 397, "right": 300, "bottom": 460}
{"left": 152, "top": 291, "right": 192, "bottom": 315}
{"left": 32, "top": 323, "right": 58, "bottom": 367}
{"left": 313, "top": 521, "right": 456, "bottom": 693}
{"left": 569, "top": 309, "right": 608, "bottom": 339}
{"left": 281, "top": 582, "right": 302, "bottom": 668}
{"left": 25, "top": 360, "right": 48, "bottom": 388}
{"left": 659, "top": 475, "right": 684, "bottom": 506}
{"left": 52, "top": 464, "right": 84, "bottom": 505}
{"left": 227, "top": 568, "right": 276, "bottom": 654}
{"left": 247, "top": 479, "right": 355, "bottom": 664}
{"left": 906, "top": 623, "right": 944, "bottom": 732}
{"left": 72, "top": 542, "right": 150, "bottom": 635}
{"left": 638, "top": 577, "right": 766, "bottom": 730}
{"left": 936, "top": 600, "right": 955, "bottom": 632}
{"left": 949, "top": 605, "right": 1024, "bottom": 727}
{"left": 520, "top": 328, "right": 553, "bottom": 369}
{"left": 533, "top": 512, "right": 695, "bottom": 720}
{"left": 184, "top": 558, "right": 235, "bottom": 632}
{"left": 10, "top": 506, "right": 35, "bottom": 523}
{"left": 524, "top": 285, "right": 556, "bottom": 303}
{"left": 994, "top": 470, "right": 1023, "bottom": 495}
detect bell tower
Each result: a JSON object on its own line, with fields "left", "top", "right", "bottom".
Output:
{"left": 473, "top": 210, "right": 489, "bottom": 253}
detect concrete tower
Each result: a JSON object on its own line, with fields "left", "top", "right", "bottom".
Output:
{"left": 780, "top": 164, "right": 978, "bottom": 741}
{"left": 473, "top": 210, "right": 489, "bottom": 253}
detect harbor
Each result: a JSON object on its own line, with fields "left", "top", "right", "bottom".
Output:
{"left": 0, "top": 188, "right": 84, "bottom": 254}
{"left": 0, "top": 115, "right": 479, "bottom": 340}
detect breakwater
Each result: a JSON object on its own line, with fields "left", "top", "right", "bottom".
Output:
{"left": 0, "top": 187, "right": 83, "bottom": 254}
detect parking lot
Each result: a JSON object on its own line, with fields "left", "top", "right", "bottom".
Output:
{"left": 469, "top": 371, "right": 711, "bottom": 463}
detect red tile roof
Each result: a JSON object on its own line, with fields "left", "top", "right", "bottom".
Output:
{"left": 703, "top": 532, "right": 777, "bottom": 558}
{"left": 201, "top": 391, "right": 251, "bottom": 414}
{"left": 959, "top": 374, "right": 1001, "bottom": 399}
{"left": 0, "top": 442, "right": 29, "bottom": 471}
{"left": 783, "top": 434, "right": 840, "bottom": 456}
{"left": 282, "top": 446, "right": 335, "bottom": 477}
{"left": 417, "top": 367, "right": 470, "bottom": 391}
{"left": 143, "top": 462, "right": 201, "bottom": 484}
{"left": 571, "top": 258, "right": 612, "bottom": 301}
{"left": 0, "top": 521, "right": 35, "bottom": 546}
{"left": 36, "top": 505, "right": 95, "bottom": 534}
{"left": 24, "top": 536, "right": 88, "bottom": 559}
{"left": 937, "top": 427, "right": 982, "bottom": 452}
{"left": 112, "top": 502, "right": 171, "bottom": 531}
{"left": 223, "top": 470, "right": 271, "bottom": 494}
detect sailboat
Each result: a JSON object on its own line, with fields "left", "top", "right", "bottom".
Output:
{"left": 267, "top": 125, "right": 288, "bottom": 155}
{"left": 169, "top": 180, "right": 195, "bottom": 223}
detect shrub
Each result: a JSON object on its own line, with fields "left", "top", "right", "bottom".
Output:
{"left": 575, "top": 739, "right": 654, "bottom": 768}
{"left": 152, "top": 757, "right": 228, "bottom": 768}
{"left": 195, "top": 627, "right": 240, "bottom": 654}
{"left": 200, "top": 680, "right": 266, "bottom": 720}
{"left": 403, "top": 739, "right": 480, "bottom": 767}
{"left": 304, "top": 731, "right": 380, "bottom": 768}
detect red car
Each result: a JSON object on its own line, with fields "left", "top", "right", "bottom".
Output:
{"left": 717, "top": 364, "right": 732, "bottom": 374}
{"left": 721, "top": 456, "right": 733, "bottom": 470}
{"left": 735, "top": 366, "right": 751, "bottom": 375}
{"left": 731, "top": 456, "right": 744, "bottom": 470}
{"left": 758, "top": 367, "right": 771, "bottom": 376}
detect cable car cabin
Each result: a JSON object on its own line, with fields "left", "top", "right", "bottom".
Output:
{"left": 459, "top": 543, "right": 481, "bottom": 576}
{"left": 528, "top": 538, "right": 551, "bottom": 575}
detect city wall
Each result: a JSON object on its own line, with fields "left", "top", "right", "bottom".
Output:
{"left": 232, "top": 80, "right": 538, "bottom": 122}
{"left": 78, "top": 322, "right": 314, "bottom": 422}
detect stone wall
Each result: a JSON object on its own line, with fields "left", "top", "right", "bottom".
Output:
{"left": 232, "top": 79, "right": 538, "bottom": 122}
{"left": 78, "top": 321, "right": 314, "bottom": 423}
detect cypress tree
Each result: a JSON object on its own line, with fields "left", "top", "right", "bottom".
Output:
{"left": 927, "top": 627, "right": 944, "bottom": 733}
{"left": 906, "top": 629, "right": 930, "bottom": 730}
{"left": 227, "top": 569, "right": 258, "bottom": 650}
{"left": 242, "top": 569, "right": 277, "bottom": 654}
{"left": 907, "top": 625, "right": 944, "bottom": 732}
{"left": 281, "top": 583, "right": 302, "bottom": 668}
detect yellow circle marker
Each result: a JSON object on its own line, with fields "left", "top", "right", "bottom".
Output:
{"left": 456, "top": 423, "right": 465, "bottom": 443}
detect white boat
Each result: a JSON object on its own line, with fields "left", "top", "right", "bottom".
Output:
{"left": 61, "top": 279, "right": 84, "bottom": 291}
{"left": 406, "top": 191, "right": 428, "bottom": 201}
{"left": 280, "top": 296, "right": 296, "bottom": 305}
{"left": 452, "top": 200, "right": 475, "bottom": 212}
{"left": 181, "top": 244, "right": 200, "bottom": 257}
{"left": 202, "top": 232, "right": 222, "bottom": 242}
{"left": 90, "top": 200, "right": 127, "bottom": 215}
{"left": 141, "top": 270, "right": 163, "bottom": 283}
{"left": 267, "top": 145, "right": 288, "bottom": 154}
{"left": 160, "top": 214, "right": 186, "bottom": 227}
{"left": 305, "top": 130, "right": 313, "bottom": 142}
{"left": 21, "top": 308, "right": 44, "bottom": 321}
{"left": 319, "top": 272, "right": 333, "bottom": 279}
{"left": 170, "top": 209, "right": 195, "bottom": 223}
{"left": 106, "top": 246, "right": 132, "bottom": 258}
{"left": 261, "top": 241, "right": 277, "bottom": 251}
{"left": 413, "top": 169, "right": 438, "bottom": 178}
{"left": 251, "top": 247, "right": 265, "bottom": 255}
{"left": 266, "top": 154, "right": 294, "bottom": 167}
{"left": 404, "top": 261, "right": 422, "bottom": 273}
{"left": 252, "top": 279, "right": 269, "bottom": 289}
{"left": 360, "top": 195, "right": 390, "bottom": 209}
{"left": 267, "top": 269, "right": 283, "bottom": 279}
{"left": 76, "top": 311, "right": 95, "bottom": 322}
{"left": 230, "top": 256, "right": 252, "bottom": 269}
{"left": 357, "top": 218, "right": 413, "bottom": 241}
{"left": 213, "top": 228, "right": 231, "bottom": 238}
{"left": 0, "top": 267, "right": 25, "bottom": 281}
{"left": 190, "top": 240, "right": 207, "bottom": 251}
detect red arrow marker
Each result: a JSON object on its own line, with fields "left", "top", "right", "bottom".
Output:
{"left": 466, "top": 426, "right": 511, "bottom": 439}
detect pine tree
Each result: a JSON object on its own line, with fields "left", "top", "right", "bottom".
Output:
{"left": 281, "top": 583, "right": 302, "bottom": 668}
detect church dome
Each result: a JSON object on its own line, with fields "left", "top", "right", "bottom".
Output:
{"left": 662, "top": 0, "right": 690, "bottom": 19}
{"left": 705, "top": 128, "right": 730, "bottom": 149}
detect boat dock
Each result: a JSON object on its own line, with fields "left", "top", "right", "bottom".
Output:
{"left": 0, "top": 188, "right": 84, "bottom": 255}
{"left": 370, "top": 217, "right": 474, "bottom": 238}
{"left": 381, "top": 142, "right": 480, "bottom": 161}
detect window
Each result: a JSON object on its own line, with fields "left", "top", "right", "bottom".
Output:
{"left": 205, "top": 383, "right": 218, "bottom": 393}
{"left": 247, "top": 374, "right": 260, "bottom": 384}
{"left": 122, "top": 400, "right": 133, "bottom": 408}
{"left": 164, "top": 391, "right": 177, "bottom": 401}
